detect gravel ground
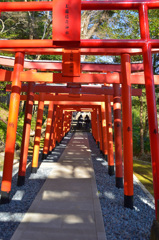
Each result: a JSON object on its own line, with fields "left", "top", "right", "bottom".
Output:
{"left": 87, "top": 132, "right": 155, "bottom": 240}
{"left": 0, "top": 132, "right": 155, "bottom": 240}
{"left": 0, "top": 133, "right": 73, "bottom": 240}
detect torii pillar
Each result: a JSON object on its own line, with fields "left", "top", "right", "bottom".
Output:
{"left": 101, "top": 102, "right": 108, "bottom": 160}
{"left": 105, "top": 96, "right": 114, "bottom": 176}
{"left": 121, "top": 54, "right": 133, "bottom": 209}
{"left": 31, "top": 93, "right": 45, "bottom": 173}
{"left": 139, "top": 4, "right": 159, "bottom": 219}
{"left": 49, "top": 105, "right": 57, "bottom": 153}
{"left": 17, "top": 82, "right": 34, "bottom": 186}
{"left": 113, "top": 83, "right": 123, "bottom": 188}
{"left": 98, "top": 106, "right": 103, "bottom": 154}
{"left": 42, "top": 101, "right": 54, "bottom": 159}
{"left": 1, "top": 52, "right": 24, "bottom": 203}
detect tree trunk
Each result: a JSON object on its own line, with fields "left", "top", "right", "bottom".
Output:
{"left": 144, "top": 109, "right": 149, "bottom": 138}
{"left": 139, "top": 94, "right": 144, "bottom": 155}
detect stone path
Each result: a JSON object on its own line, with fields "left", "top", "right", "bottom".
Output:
{"left": 11, "top": 132, "right": 106, "bottom": 240}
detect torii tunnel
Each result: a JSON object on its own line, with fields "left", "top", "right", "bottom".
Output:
{"left": 1, "top": 0, "right": 159, "bottom": 238}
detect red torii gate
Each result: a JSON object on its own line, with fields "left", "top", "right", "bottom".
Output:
{"left": 6, "top": 82, "right": 141, "bottom": 187}
{"left": 0, "top": 0, "right": 159, "bottom": 236}
{"left": 2, "top": 67, "right": 159, "bottom": 84}
{"left": 0, "top": 56, "right": 144, "bottom": 72}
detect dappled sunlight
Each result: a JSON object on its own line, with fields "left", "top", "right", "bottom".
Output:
{"left": 133, "top": 206, "right": 140, "bottom": 212}
{"left": 48, "top": 164, "right": 74, "bottom": 179}
{"left": 12, "top": 190, "right": 25, "bottom": 201}
{"left": 22, "top": 213, "right": 61, "bottom": 224}
{"left": 0, "top": 212, "right": 23, "bottom": 222}
{"left": 51, "top": 151, "right": 61, "bottom": 155}
{"left": 86, "top": 149, "right": 92, "bottom": 152}
{"left": 0, "top": 132, "right": 106, "bottom": 239}
{"left": 74, "top": 137, "right": 84, "bottom": 140}
{"left": 42, "top": 190, "right": 83, "bottom": 201}
{"left": 137, "top": 195, "right": 155, "bottom": 210}
{"left": 76, "top": 145, "right": 88, "bottom": 148}
{"left": 48, "top": 162, "right": 93, "bottom": 179}
{"left": 96, "top": 157, "right": 103, "bottom": 162}
{"left": 64, "top": 215, "right": 84, "bottom": 224}
{"left": 12, "top": 212, "right": 95, "bottom": 227}
{"left": 74, "top": 166, "right": 93, "bottom": 178}
{"left": 103, "top": 191, "right": 115, "bottom": 200}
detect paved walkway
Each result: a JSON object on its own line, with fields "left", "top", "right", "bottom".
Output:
{"left": 11, "top": 132, "right": 106, "bottom": 240}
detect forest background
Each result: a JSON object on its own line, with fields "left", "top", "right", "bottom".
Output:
{"left": 0, "top": 0, "right": 159, "bottom": 159}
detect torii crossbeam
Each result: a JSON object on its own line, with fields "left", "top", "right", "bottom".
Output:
{"left": 0, "top": 1, "right": 159, "bottom": 237}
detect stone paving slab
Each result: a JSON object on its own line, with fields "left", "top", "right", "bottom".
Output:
{"left": 11, "top": 132, "right": 106, "bottom": 240}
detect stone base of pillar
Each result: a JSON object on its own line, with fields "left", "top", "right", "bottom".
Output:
{"left": 17, "top": 175, "right": 25, "bottom": 186}
{"left": 31, "top": 167, "right": 38, "bottom": 174}
{"left": 151, "top": 220, "right": 159, "bottom": 240}
{"left": 108, "top": 165, "right": 114, "bottom": 176}
{"left": 1, "top": 191, "right": 10, "bottom": 204}
{"left": 42, "top": 153, "right": 47, "bottom": 160}
{"left": 124, "top": 195, "right": 133, "bottom": 209}
{"left": 104, "top": 154, "right": 108, "bottom": 161}
{"left": 116, "top": 177, "right": 123, "bottom": 188}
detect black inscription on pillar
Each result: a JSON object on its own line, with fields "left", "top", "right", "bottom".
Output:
{"left": 154, "top": 129, "right": 157, "bottom": 134}
{"left": 65, "top": 4, "right": 70, "bottom": 35}
{"left": 127, "top": 127, "right": 131, "bottom": 132}
{"left": 9, "top": 122, "right": 14, "bottom": 128}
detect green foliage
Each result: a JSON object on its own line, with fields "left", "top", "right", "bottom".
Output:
{"left": 97, "top": 10, "right": 140, "bottom": 39}
{"left": 148, "top": 9, "right": 159, "bottom": 39}
{"left": 0, "top": 4, "right": 159, "bottom": 158}
{"left": 0, "top": 81, "right": 11, "bottom": 97}
{"left": 132, "top": 94, "right": 150, "bottom": 156}
{"left": 132, "top": 107, "right": 141, "bottom": 155}
{"left": 0, "top": 121, "right": 7, "bottom": 143}
{"left": 16, "top": 112, "right": 25, "bottom": 147}
{"left": 0, "top": 102, "right": 9, "bottom": 110}
{"left": 30, "top": 113, "right": 37, "bottom": 131}
{"left": 40, "top": 55, "right": 62, "bottom": 61}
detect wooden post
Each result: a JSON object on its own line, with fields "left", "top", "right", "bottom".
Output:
{"left": 49, "top": 105, "right": 57, "bottom": 153}
{"left": 139, "top": 4, "right": 159, "bottom": 219}
{"left": 93, "top": 108, "right": 98, "bottom": 143}
{"left": 99, "top": 106, "right": 104, "bottom": 153}
{"left": 56, "top": 107, "right": 62, "bottom": 144}
{"left": 95, "top": 108, "right": 100, "bottom": 148}
{"left": 101, "top": 102, "right": 108, "bottom": 160}
{"left": 113, "top": 83, "right": 123, "bottom": 188}
{"left": 17, "top": 82, "right": 34, "bottom": 186}
{"left": 1, "top": 52, "right": 24, "bottom": 203}
{"left": 121, "top": 54, "right": 133, "bottom": 209}
{"left": 42, "top": 101, "right": 54, "bottom": 159}
{"left": 105, "top": 95, "right": 114, "bottom": 176}
{"left": 91, "top": 110, "right": 95, "bottom": 140}
{"left": 31, "top": 93, "right": 45, "bottom": 173}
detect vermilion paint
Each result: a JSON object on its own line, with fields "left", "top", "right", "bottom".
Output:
{"left": 1, "top": 52, "right": 24, "bottom": 202}
{"left": 113, "top": 84, "right": 123, "bottom": 188}
{"left": 105, "top": 95, "right": 114, "bottom": 176}
{"left": 31, "top": 93, "right": 45, "bottom": 173}
{"left": 121, "top": 54, "right": 133, "bottom": 208}
{"left": 139, "top": 4, "right": 159, "bottom": 219}
{"left": 17, "top": 82, "right": 34, "bottom": 186}
{"left": 101, "top": 102, "right": 108, "bottom": 158}
{"left": 42, "top": 101, "right": 54, "bottom": 157}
